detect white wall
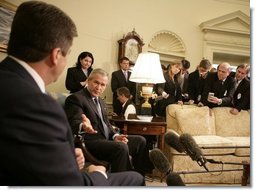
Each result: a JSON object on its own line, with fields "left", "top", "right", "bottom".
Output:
{"left": 3, "top": 0, "right": 250, "bottom": 103}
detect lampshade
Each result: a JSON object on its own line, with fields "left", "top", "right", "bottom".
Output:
{"left": 129, "top": 52, "right": 165, "bottom": 84}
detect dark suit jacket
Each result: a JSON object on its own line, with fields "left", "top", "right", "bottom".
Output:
{"left": 201, "top": 72, "right": 235, "bottom": 108}
{"left": 64, "top": 89, "right": 152, "bottom": 175}
{"left": 65, "top": 88, "right": 115, "bottom": 141}
{"left": 0, "top": 57, "right": 98, "bottom": 185}
{"left": 154, "top": 74, "right": 182, "bottom": 116}
{"left": 111, "top": 70, "right": 136, "bottom": 115}
{"left": 65, "top": 67, "right": 92, "bottom": 93}
{"left": 187, "top": 70, "right": 207, "bottom": 103}
{"left": 177, "top": 72, "right": 189, "bottom": 94}
{"left": 233, "top": 78, "right": 250, "bottom": 111}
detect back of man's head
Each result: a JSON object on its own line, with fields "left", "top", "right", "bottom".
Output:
{"left": 8, "top": 1, "right": 77, "bottom": 62}
{"left": 199, "top": 59, "right": 211, "bottom": 70}
{"left": 117, "top": 87, "right": 131, "bottom": 98}
{"left": 181, "top": 59, "right": 190, "bottom": 69}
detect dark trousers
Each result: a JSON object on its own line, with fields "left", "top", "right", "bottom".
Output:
{"left": 85, "top": 135, "right": 153, "bottom": 175}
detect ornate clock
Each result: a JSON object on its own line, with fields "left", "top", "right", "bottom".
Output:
{"left": 118, "top": 29, "right": 144, "bottom": 66}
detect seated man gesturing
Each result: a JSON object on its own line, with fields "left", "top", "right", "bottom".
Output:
{"left": 65, "top": 68, "right": 153, "bottom": 175}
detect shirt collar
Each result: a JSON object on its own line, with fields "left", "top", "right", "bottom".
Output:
{"left": 9, "top": 55, "right": 46, "bottom": 93}
{"left": 235, "top": 78, "right": 242, "bottom": 84}
{"left": 122, "top": 100, "right": 128, "bottom": 107}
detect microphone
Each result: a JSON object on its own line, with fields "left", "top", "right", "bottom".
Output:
{"left": 164, "top": 130, "right": 185, "bottom": 153}
{"left": 179, "top": 133, "right": 209, "bottom": 172}
{"left": 149, "top": 148, "right": 171, "bottom": 175}
{"left": 166, "top": 172, "right": 185, "bottom": 186}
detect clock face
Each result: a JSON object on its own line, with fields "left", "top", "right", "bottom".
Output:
{"left": 125, "top": 39, "right": 139, "bottom": 63}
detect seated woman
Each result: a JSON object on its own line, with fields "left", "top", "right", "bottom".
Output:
{"left": 153, "top": 61, "right": 183, "bottom": 116}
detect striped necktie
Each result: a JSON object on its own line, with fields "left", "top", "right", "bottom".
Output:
{"left": 93, "top": 97, "right": 109, "bottom": 139}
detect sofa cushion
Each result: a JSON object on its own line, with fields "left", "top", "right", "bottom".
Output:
{"left": 227, "top": 137, "right": 250, "bottom": 156}
{"left": 166, "top": 104, "right": 197, "bottom": 134}
{"left": 166, "top": 104, "right": 197, "bottom": 119}
{"left": 193, "top": 135, "right": 235, "bottom": 155}
{"left": 175, "top": 106, "right": 216, "bottom": 135}
{"left": 213, "top": 107, "right": 250, "bottom": 137}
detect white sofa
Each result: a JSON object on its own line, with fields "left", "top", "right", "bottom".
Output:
{"left": 164, "top": 104, "right": 250, "bottom": 184}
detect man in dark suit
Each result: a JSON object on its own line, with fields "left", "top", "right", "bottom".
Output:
{"left": 230, "top": 64, "right": 250, "bottom": 115}
{"left": 65, "top": 68, "right": 153, "bottom": 175}
{"left": 177, "top": 59, "right": 190, "bottom": 102}
{"left": 0, "top": 1, "right": 144, "bottom": 186}
{"left": 187, "top": 59, "right": 211, "bottom": 104}
{"left": 200, "top": 62, "right": 235, "bottom": 108}
{"left": 111, "top": 57, "right": 136, "bottom": 115}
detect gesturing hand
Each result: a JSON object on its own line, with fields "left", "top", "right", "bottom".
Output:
{"left": 81, "top": 114, "right": 97, "bottom": 134}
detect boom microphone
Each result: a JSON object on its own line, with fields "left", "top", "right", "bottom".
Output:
{"left": 149, "top": 148, "right": 171, "bottom": 175}
{"left": 179, "top": 133, "right": 208, "bottom": 171}
{"left": 166, "top": 172, "right": 185, "bottom": 186}
{"left": 164, "top": 130, "right": 185, "bottom": 153}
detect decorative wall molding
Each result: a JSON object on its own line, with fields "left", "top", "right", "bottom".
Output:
{"left": 148, "top": 30, "right": 186, "bottom": 62}
{"left": 213, "top": 0, "right": 249, "bottom": 6}
{"left": 199, "top": 10, "right": 250, "bottom": 64}
{"left": 200, "top": 10, "right": 250, "bottom": 35}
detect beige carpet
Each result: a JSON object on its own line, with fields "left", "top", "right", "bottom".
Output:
{"left": 146, "top": 180, "right": 167, "bottom": 186}
{"left": 145, "top": 177, "right": 243, "bottom": 187}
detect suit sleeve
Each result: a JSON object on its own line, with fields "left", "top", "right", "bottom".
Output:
{"left": 65, "top": 68, "right": 84, "bottom": 93}
{"left": 176, "top": 83, "right": 182, "bottom": 101}
{"left": 221, "top": 78, "right": 235, "bottom": 106}
{"left": 235, "top": 80, "right": 250, "bottom": 111}
{"left": 1, "top": 93, "right": 91, "bottom": 185}
{"left": 187, "top": 73, "right": 196, "bottom": 100}
{"left": 201, "top": 73, "right": 213, "bottom": 105}
{"left": 65, "top": 93, "right": 115, "bottom": 140}
{"left": 111, "top": 72, "right": 119, "bottom": 93}
{"left": 64, "top": 94, "right": 84, "bottom": 135}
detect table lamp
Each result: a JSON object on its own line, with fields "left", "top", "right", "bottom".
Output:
{"left": 129, "top": 52, "right": 165, "bottom": 109}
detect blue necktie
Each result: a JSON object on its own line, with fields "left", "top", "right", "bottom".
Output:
{"left": 94, "top": 98, "right": 109, "bottom": 139}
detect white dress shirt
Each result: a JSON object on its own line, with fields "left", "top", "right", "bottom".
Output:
{"left": 123, "top": 101, "right": 136, "bottom": 119}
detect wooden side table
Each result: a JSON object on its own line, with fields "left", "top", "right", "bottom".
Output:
{"left": 109, "top": 117, "right": 166, "bottom": 150}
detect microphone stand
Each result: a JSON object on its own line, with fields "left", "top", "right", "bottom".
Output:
{"left": 176, "top": 168, "right": 243, "bottom": 174}
{"left": 207, "top": 158, "right": 250, "bottom": 166}
{"left": 200, "top": 146, "right": 250, "bottom": 149}
{"left": 175, "top": 160, "right": 250, "bottom": 186}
